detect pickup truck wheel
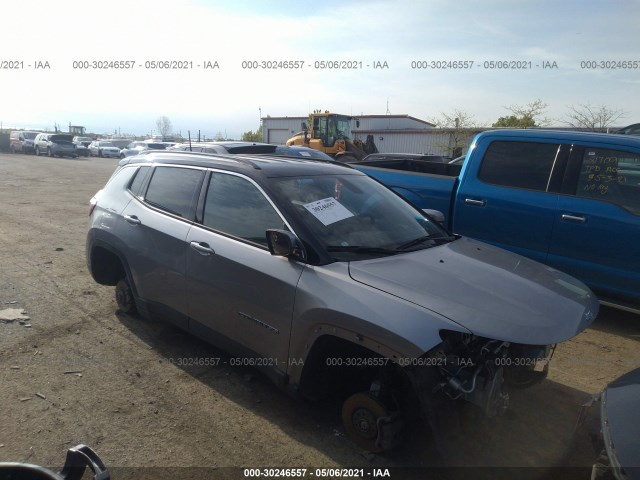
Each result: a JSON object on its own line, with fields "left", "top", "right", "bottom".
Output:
{"left": 115, "top": 279, "right": 137, "bottom": 314}
{"left": 47, "top": 147, "right": 53, "bottom": 157}
{"left": 342, "top": 393, "right": 390, "bottom": 452}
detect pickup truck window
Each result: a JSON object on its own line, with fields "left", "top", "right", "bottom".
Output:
{"left": 576, "top": 147, "right": 640, "bottom": 215}
{"left": 478, "top": 141, "right": 560, "bottom": 191}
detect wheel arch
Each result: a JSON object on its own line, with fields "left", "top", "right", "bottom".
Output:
{"left": 87, "top": 241, "right": 131, "bottom": 287}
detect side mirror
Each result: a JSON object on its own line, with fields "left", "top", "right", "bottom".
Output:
{"left": 266, "top": 229, "right": 306, "bottom": 260}
{"left": 422, "top": 209, "right": 445, "bottom": 225}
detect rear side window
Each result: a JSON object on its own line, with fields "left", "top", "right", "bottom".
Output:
{"left": 144, "top": 166, "right": 202, "bottom": 218}
{"left": 202, "top": 173, "right": 284, "bottom": 246}
{"left": 478, "top": 141, "right": 559, "bottom": 191}
{"left": 576, "top": 148, "right": 640, "bottom": 215}
{"left": 128, "top": 166, "right": 151, "bottom": 197}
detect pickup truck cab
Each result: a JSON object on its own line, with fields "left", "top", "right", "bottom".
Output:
{"left": 353, "top": 129, "right": 640, "bottom": 311}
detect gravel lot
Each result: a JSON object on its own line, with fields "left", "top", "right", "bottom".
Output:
{"left": 0, "top": 152, "right": 638, "bottom": 479}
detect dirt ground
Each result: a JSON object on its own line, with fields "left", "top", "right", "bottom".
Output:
{"left": 0, "top": 152, "right": 638, "bottom": 479}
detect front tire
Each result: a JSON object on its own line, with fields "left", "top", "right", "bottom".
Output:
{"left": 35, "top": 146, "right": 41, "bottom": 156}
{"left": 342, "top": 393, "right": 392, "bottom": 452}
{"left": 115, "top": 278, "right": 137, "bottom": 313}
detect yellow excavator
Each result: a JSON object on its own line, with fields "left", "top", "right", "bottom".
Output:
{"left": 286, "top": 111, "right": 377, "bottom": 161}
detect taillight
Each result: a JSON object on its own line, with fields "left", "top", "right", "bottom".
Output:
{"left": 89, "top": 197, "right": 97, "bottom": 216}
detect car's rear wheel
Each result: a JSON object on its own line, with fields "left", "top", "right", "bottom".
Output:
{"left": 98, "top": 149, "right": 103, "bottom": 157}
{"left": 35, "top": 147, "right": 41, "bottom": 156}
{"left": 115, "top": 278, "right": 137, "bottom": 313}
{"left": 342, "top": 393, "right": 392, "bottom": 452}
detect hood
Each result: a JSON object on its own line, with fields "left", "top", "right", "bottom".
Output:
{"left": 348, "top": 237, "right": 598, "bottom": 345}
{"left": 601, "top": 367, "right": 640, "bottom": 478}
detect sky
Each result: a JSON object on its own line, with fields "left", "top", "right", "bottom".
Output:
{"left": 1, "top": 0, "right": 639, "bottom": 138}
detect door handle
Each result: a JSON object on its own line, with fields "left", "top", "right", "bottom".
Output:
{"left": 464, "top": 198, "right": 486, "bottom": 207}
{"left": 561, "top": 214, "right": 587, "bottom": 224}
{"left": 124, "top": 215, "right": 141, "bottom": 225}
{"left": 190, "top": 241, "right": 215, "bottom": 255}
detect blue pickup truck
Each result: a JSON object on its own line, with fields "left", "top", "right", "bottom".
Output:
{"left": 352, "top": 129, "right": 640, "bottom": 311}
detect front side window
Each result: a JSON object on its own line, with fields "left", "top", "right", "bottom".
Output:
{"left": 478, "top": 141, "right": 560, "bottom": 191}
{"left": 576, "top": 147, "right": 640, "bottom": 215}
{"left": 202, "top": 172, "right": 284, "bottom": 246}
{"left": 144, "top": 166, "right": 202, "bottom": 218}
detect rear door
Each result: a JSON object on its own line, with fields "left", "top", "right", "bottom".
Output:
{"left": 118, "top": 165, "right": 204, "bottom": 325}
{"left": 452, "top": 139, "right": 566, "bottom": 264}
{"left": 185, "top": 171, "right": 305, "bottom": 367}
{"left": 549, "top": 144, "right": 640, "bottom": 303}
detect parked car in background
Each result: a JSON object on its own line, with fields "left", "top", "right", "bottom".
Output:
{"left": 273, "top": 145, "right": 335, "bottom": 161}
{"left": 362, "top": 153, "right": 449, "bottom": 163}
{"left": 73, "top": 136, "right": 92, "bottom": 157}
{"left": 614, "top": 123, "right": 640, "bottom": 136}
{"left": 10, "top": 130, "right": 39, "bottom": 154}
{"left": 73, "top": 136, "right": 93, "bottom": 147}
{"left": 579, "top": 367, "right": 640, "bottom": 480}
{"left": 166, "top": 141, "right": 278, "bottom": 155}
{"left": 87, "top": 150, "right": 597, "bottom": 453}
{"left": 88, "top": 141, "right": 121, "bottom": 158}
{"left": 34, "top": 133, "right": 78, "bottom": 158}
{"left": 120, "top": 141, "right": 168, "bottom": 158}
{"left": 353, "top": 152, "right": 462, "bottom": 177}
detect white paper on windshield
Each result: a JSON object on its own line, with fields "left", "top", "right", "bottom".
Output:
{"left": 303, "top": 197, "right": 354, "bottom": 226}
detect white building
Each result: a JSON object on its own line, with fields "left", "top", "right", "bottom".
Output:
{"left": 261, "top": 114, "right": 478, "bottom": 157}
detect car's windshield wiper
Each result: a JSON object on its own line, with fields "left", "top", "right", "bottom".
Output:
{"left": 326, "top": 245, "right": 400, "bottom": 256}
{"left": 396, "top": 234, "right": 454, "bottom": 251}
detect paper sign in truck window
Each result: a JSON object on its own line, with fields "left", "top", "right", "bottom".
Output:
{"left": 303, "top": 197, "right": 354, "bottom": 226}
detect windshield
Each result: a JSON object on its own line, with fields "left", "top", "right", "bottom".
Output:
{"left": 24, "top": 132, "right": 38, "bottom": 139}
{"left": 332, "top": 116, "right": 351, "bottom": 139}
{"left": 269, "top": 174, "right": 451, "bottom": 260}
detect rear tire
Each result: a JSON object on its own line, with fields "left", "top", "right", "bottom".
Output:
{"left": 115, "top": 279, "right": 137, "bottom": 313}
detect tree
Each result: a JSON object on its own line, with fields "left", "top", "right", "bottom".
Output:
{"left": 213, "top": 131, "right": 226, "bottom": 141}
{"left": 494, "top": 99, "right": 550, "bottom": 128}
{"left": 241, "top": 124, "right": 263, "bottom": 142}
{"left": 430, "top": 109, "right": 479, "bottom": 157}
{"left": 155, "top": 116, "right": 172, "bottom": 137}
{"left": 563, "top": 104, "right": 627, "bottom": 130}
{"left": 492, "top": 114, "right": 537, "bottom": 128}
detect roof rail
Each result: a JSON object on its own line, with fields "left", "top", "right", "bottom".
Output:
{"left": 149, "top": 149, "right": 263, "bottom": 169}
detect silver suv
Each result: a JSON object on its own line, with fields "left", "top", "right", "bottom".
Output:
{"left": 86, "top": 151, "right": 597, "bottom": 453}
{"left": 34, "top": 133, "right": 78, "bottom": 157}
